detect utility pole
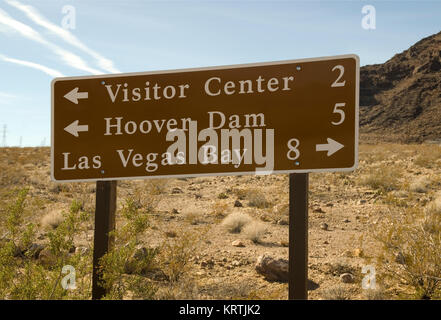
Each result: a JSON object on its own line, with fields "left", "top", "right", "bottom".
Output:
{"left": 1, "top": 125, "right": 6, "bottom": 147}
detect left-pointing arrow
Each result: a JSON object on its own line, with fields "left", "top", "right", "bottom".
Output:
{"left": 64, "top": 87, "right": 88, "bottom": 104}
{"left": 64, "top": 120, "right": 89, "bottom": 137}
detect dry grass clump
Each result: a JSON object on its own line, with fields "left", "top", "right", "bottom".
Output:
{"left": 245, "top": 189, "right": 271, "bottom": 208}
{"left": 409, "top": 176, "right": 430, "bottom": 193}
{"left": 242, "top": 221, "right": 267, "bottom": 243}
{"left": 273, "top": 203, "right": 289, "bottom": 216}
{"left": 184, "top": 210, "right": 205, "bottom": 225}
{"left": 425, "top": 195, "right": 441, "bottom": 214}
{"left": 155, "top": 275, "right": 201, "bottom": 299}
{"left": 221, "top": 212, "right": 252, "bottom": 233}
{"left": 321, "top": 285, "right": 350, "bottom": 300}
{"left": 145, "top": 179, "right": 170, "bottom": 195}
{"left": 232, "top": 188, "right": 271, "bottom": 208}
{"left": 383, "top": 192, "right": 409, "bottom": 207}
{"left": 359, "top": 166, "right": 401, "bottom": 192}
{"left": 413, "top": 145, "right": 441, "bottom": 168}
{"left": 159, "top": 230, "right": 199, "bottom": 282}
{"left": 210, "top": 201, "right": 230, "bottom": 218}
{"left": 373, "top": 206, "right": 441, "bottom": 299}
{"left": 362, "top": 287, "right": 387, "bottom": 300}
{"left": 130, "top": 180, "right": 167, "bottom": 212}
{"left": 40, "top": 210, "right": 64, "bottom": 229}
{"left": 217, "top": 192, "right": 228, "bottom": 199}
{"left": 421, "top": 195, "right": 441, "bottom": 234}
{"left": 232, "top": 188, "right": 248, "bottom": 200}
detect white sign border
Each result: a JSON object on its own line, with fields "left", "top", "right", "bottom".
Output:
{"left": 51, "top": 54, "right": 359, "bottom": 182}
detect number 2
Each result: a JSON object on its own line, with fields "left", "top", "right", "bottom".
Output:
{"left": 331, "top": 65, "right": 346, "bottom": 87}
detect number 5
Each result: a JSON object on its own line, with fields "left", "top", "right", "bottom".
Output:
{"left": 332, "top": 103, "right": 345, "bottom": 125}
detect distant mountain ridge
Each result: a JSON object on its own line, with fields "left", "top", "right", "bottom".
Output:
{"left": 360, "top": 31, "right": 441, "bottom": 143}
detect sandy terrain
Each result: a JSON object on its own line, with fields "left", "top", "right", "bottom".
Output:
{"left": 1, "top": 143, "right": 440, "bottom": 299}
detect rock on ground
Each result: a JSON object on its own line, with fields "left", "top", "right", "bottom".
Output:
{"left": 340, "top": 273, "right": 355, "bottom": 283}
{"left": 255, "top": 253, "right": 289, "bottom": 282}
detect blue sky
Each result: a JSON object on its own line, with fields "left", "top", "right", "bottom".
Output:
{"left": 1, "top": 0, "right": 441, "bottom": 147}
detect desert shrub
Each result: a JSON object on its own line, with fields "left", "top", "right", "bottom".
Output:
{"left": 146, "top": 179, "right": 170, "bottom": 195}
{"left": 99, "top": 196, "right": 158, "bottom": 299}
{"left": 321, "top": 285, "right": 350, "bottom": 300}
{"left": 232, "top": 188, "right": 248, "bottom": 200}
{"left": 246, "top": 189, "right": 271, "bottom": 208}
{"left": 232, "top": 188, "right": 271, "bottom": 208}
{"left": 374, "top": 206, "right": 441, "bottom": 299}
{"left": 273, "top": 203, "right": 289, "bottom": 216}
{"left": 359, "top": 166, "right": 400, "bottom": 192}
{"left": 119, "top": 197, "right": 150, "bottom": 241}
{"left": 155, "top": 275, "right": 200, "bottom": 299}
{"left": 5, "top": 187, "right": 29, "bottom": 236}
{"left": 362, "top": 287, "right": 387, "bottom": 300}
{"left": 211, "top": 201, "right": 230, "bottom": 218}
{"left": 41, "top": 210, "right": 64, "bottom": 229}
{"left": 0, "top": 189, "right": 92, "bottom": 299}
{"left": 0, "top": 162, "right": 27, "bottom": 187}
{"left": 131, "top": 181, "right": 164, "bottom": 212}
{"left": 197, "top": 279, "right": 260, "bottom": 299}
{"left": 425, "top": 195, "right": 441, "bottom": 215}
{"left": 159, "top": 230, "right": 199, "bottom": 283}
{"left": 413, "top": 146, "right": 441, "bottom": 168}
{"left": 0, "top": 187, "right": 164, "bottom": 300}
{"left": 221, "top": 212, "right": 252, "bottom": 233}
{"left": 409, "top": 176, "right": 430, "bottom": 193}
{"left": 382, "top": 193, "right": 409, "bottom": 207}
{"left": 99, "top": 243, "right": 157, "bottom": 300}
{"left": 242, "top": 221, "right": 267, "bottom": 243}
{"left": 217, "top": 192, "right": 228, "bottom": 199}
{"left": 184, "top": 210, "right": 205, "bottom": 225}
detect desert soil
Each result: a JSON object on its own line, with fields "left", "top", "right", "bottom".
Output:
{"left": 1, "top": 143, "right": 440, "bottom": 299}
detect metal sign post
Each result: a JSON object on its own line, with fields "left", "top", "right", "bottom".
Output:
{"left": 289, "top": 173, "right": 309, "bottom": 299}
{"left": 92, "top": 180, "right": 117, "bottom": 300}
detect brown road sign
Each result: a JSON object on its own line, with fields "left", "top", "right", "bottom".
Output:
{"left": 51, "top": 54, "right": 359, "bottom": 182}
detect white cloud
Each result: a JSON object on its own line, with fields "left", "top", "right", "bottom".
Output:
{"left": 0, "top": 91, "right": 21, "bottom": 107}
{"left": 0, "top": 8, "right": 102, "bottom": 74}
{"left": 0, "top": 91, "right": 17, "bottom": 104}
{"left": 6, "top": 0, "right": 120, "bottom": 73}
{"left": 0, "top": 53, "right": 64, "bottom": 77}
{"left": 0, "top": 7, "right": 45, "bottom": 41}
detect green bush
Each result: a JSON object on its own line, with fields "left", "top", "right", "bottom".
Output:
{"left": 99, "top": 197, "right": 158, "bottom": 299}
{"left": 0, "top": 188, "right": 92, "bottom": 299}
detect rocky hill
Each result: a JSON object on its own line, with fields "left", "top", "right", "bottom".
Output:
{"left": 360, "top": 31, "right": 441, "bottom": 143}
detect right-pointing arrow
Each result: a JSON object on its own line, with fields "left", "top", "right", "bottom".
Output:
{"left": 316, "top": 138, "right": 344, "bottom": 156}
{"left": 64, "top": 120, "right": 89, "bottom": 137}
{"left": 64, "top": 87, "right": 88, "bottom": 104}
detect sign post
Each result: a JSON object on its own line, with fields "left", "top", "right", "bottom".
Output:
{"left": 92, "top": 180, "right": 117, "bottom": 300}
{"left": 289, "top": 173, "right": 309, "bottom": 299}
{"left": 51, "top": 54, "right": 359, "bottom": 300}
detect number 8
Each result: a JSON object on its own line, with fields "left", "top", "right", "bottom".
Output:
{"left": 287, "top": 138, "right": 300, "bottom": 161}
